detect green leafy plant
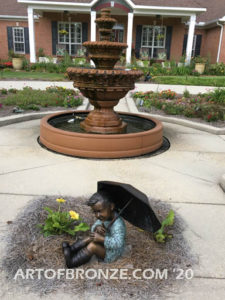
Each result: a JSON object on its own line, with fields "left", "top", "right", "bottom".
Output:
{"left": 154, "top": 210, "right": 175, "bottom": 243}
{"left": 183, "top": 89, "right": 190, "bottom": 98}
{"left": 8, "top": 49, "right": 24, "bottom": 59}
{"left": 63, "top": 94, "right": 83, "bottom": 107}
{"left": 39, "top": 198, "right": 90, "bottom": 237}
{"left": 1, "top": 88, "right": 7, "bottom": 95}
{"left": 59, "top": 29, "right": 69, "bottom": 35}
{"left": 194, "top": 56, "right": 207, "bottom": 64}
{"left": 38, "top": 48, "right": 46, "bottom": 57}
{"left": 159, "top": 89, "right": 176, "bottom": 99}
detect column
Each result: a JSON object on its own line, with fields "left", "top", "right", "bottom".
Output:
{"left": 90, "top": 11, "right": 96, "bottom": 66}
{"left": 126, "top": 12, "right": 134, "bottom": 64}
{"left": 91, "top": 11, "right": 96, "bottom": 41}
{"left": 27, "top": 7, "right": 36, "bottom": 63}
{"left": 185, "top": 14, "right": 196, "bottom": 65}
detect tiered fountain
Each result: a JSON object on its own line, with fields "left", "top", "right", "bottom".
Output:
{"left": 39, "top": 9, "right": 163, "bottom": 158}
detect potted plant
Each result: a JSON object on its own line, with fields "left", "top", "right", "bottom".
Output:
{"left": 156, "top": 33, "right": 165, "bottom": 40}
{"left": 59, "top": 29, "right": 69, "bottom": 35}
{"left": 194, "top": 56, "right": 207, "bottom": 74}
{"left": 8, "top": 50, "right": 24, "bottom": 70}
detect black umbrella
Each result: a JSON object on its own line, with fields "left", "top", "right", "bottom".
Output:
{"left": 97, "top": 181, "right": 161, "bottom": 233}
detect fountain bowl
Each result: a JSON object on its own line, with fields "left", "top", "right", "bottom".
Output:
{"left": 39, "top": 111, "right": 163, "bottom": 159}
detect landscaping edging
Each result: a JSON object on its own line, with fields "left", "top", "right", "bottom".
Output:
{"left": 126, "top": 94, "right": 225, "bottom": 135}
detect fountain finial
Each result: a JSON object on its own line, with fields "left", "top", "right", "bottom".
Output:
{"left": 95, "top": 8, "right": 117, "bottom": 41}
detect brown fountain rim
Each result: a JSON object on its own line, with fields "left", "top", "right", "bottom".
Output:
{"left": 83, "top": 41, "right": 127, "bottom": 48}
{"left": 67, "top": 67, "right": 143, "bottom": 76}
{"left": 40, "top": 111, "right": 163, "bottom": 158}
{"left": 41, "top": 111, "right": 162, "bottom": 138}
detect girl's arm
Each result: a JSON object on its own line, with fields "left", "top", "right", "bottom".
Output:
{"left": 104, "top": 219, "right": 126, "bottom": 250}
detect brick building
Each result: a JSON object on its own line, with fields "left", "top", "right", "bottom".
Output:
{"left": 0, "top": 0, "right": 225, "bottom": 64}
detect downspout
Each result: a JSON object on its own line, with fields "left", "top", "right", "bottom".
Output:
{"left": 217, "top": 21, "right": 223, "bottom": 62}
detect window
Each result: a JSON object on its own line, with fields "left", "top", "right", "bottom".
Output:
{"left": 111, "top": 24, "right": 124, "bottom": 43}
{"left": 141, "top": 26, "right": 166, "bottom": 58}
{"left": 13, "top": 27, "right": 25, "bottom": 54}
{"left": 58, "top": 22, "right": 82, "bottom": 55}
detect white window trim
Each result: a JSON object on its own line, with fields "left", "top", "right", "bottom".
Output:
{"left": 141, "top": 25, "right": 167, "bottom": 58}
{"left": 12, "top": 27, "right": 25, "bottom": 54}
{"left": 58, "top": 22, "right": 82, "bottom": 55}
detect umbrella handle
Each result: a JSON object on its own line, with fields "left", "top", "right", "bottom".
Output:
{"left": 106, "top": 198, "right": 133, "bottom": 232}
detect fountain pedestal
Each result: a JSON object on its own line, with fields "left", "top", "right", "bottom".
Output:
{"left": 80, "top": 99, "right": 127, "bottom": 134}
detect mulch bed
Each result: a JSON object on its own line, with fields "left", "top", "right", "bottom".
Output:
{"left": 0, "top": 196, "right": 198, "bottom": 299}
{"left": 138, "top": 106, "right": 225, "bottom": 128}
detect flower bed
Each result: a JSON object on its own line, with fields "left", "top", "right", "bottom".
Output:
{"left": 0, "top": 61, "right": 13, "bottom": 69}
{"left": 0, "top": 86, "right": 83, "bottom": 116}
{"left": 133, "top": 89, "right": 225, "bottom": 123}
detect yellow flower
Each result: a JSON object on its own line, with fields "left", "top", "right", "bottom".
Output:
{"left": 56, "top": 198, "right": 66, "bottom": 203}
{"left": 69, "top": 210, "right": 79, "bottom": 220}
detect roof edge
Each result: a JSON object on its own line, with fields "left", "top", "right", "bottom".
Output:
{"left": 18, "top": 0, "right": 206, "bottom": 14}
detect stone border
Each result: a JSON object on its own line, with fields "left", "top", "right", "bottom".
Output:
{"left": 0, "top": 98, "right": 89, "bottom": 127}
{"left": 126, "top": 93, "right": 225, "bottom": 135}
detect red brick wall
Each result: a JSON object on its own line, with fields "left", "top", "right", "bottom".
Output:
{"left": 201, "top": 26, "right": 225, "bottom": 63}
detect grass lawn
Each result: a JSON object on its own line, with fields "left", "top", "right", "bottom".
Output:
{"left": 152, "top": 76, "right": 225, "bottom": 87}
{"left": 0, "top": 70, "right": 66, "bottom": 81}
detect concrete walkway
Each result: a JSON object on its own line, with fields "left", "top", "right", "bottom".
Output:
{"left": 0, "top": 80, "right": 219, "bottom": 94}
{"left": 0, "top": 80, "right": 225, "bottom": 299}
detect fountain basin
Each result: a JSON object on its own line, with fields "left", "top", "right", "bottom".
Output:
{"left": 39, "top": 111, "right": 163, "bottom": 159}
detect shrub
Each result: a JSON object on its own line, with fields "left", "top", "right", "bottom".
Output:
{"left": 159, "top": 89, "right": 176, "bottom": 99}
{"left": 8, "top": 88, "right": 17, "bottom": 94}
{"left": 64, "top": 94, "right": 83, "bottom": 108}
{"left": 1, "top": 88, "right": 7, "bottom": 95}
{"left": 183, "top": 89, "right": 190, "bottom": 98}
{"left": 191, "top": 69, "right": 200, "bottom": 76}
{"left": 38, "top": 48, "right": 46, "bottom": 57}
{"left": 208, "top": 88, "right": 225, "bottom": 104}
{"left": 207, "top": 63, "right": 225, "bottom": 76}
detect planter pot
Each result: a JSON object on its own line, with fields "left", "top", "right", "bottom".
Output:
{"left": 195, "top": 63, "right": 205, "bottom": 74}
{"left": 178, "top": 62, "right": 184, "bottom": 67}
{"left": 12, "top": 58, "right": 23, "bottom": 70}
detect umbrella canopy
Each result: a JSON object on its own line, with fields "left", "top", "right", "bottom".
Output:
{"left": 97, "top": 181, "right": 161, "bottom": 233}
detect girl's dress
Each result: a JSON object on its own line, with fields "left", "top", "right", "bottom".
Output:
{"left": 91, "top": 214, "right": 126, "bottom": 263}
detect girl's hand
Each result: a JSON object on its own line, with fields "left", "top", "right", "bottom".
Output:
{"left": 95, "top": 225, "right": 106, "bottom": 236}
{"left": 89, "top": 232, "right": 105, "bottom": 243}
